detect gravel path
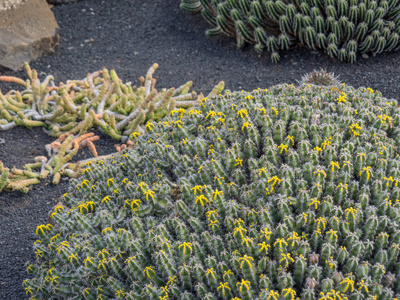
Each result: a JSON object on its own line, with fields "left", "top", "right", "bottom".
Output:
{"left": 1, "top": 0, "right": 400, "bottom": 299}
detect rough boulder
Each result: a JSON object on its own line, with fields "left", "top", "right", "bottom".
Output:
{"left": 0, "top": 0, "right": 59, "bottom": 71}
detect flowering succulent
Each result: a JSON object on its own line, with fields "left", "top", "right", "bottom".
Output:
{"left": 24, "top": 82, "right": 400, "bottom": 300}
{"left": 180, "top": 0, "right": 400, "bottom": 63}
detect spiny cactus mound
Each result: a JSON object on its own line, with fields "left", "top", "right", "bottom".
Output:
{"left": 25, "top": 82, "right": 400, "bottom": 300}
{"left": 297, "top": 69, "right": 342, "bottom": 87}
{"left": 180, "top": 0, "right": 400, "bottom": 63}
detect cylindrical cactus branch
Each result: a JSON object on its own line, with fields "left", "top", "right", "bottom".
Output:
{"left": 24, "top": 80, "right": 400, "bottom": 299}
{"left": 0, "top": 63, "right": 224, "bottom": 193}
{"left": 181, "top": 0, "right": 400, "bottom": 63}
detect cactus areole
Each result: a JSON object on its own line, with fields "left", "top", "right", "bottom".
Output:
{"left": 25, "top": 82, "right": 400, "bottom": 300}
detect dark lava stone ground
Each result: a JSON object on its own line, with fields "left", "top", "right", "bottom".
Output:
{"left": 1, "top": 0, "right": 400, "bottom": 299}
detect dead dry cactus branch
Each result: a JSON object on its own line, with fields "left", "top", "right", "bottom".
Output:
{"left": 0, "top": 63, "right": 224, "bottom": 193}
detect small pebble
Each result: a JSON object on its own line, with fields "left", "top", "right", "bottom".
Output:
{"left": 362, "top": 54, "right": 369, "bottom": 59}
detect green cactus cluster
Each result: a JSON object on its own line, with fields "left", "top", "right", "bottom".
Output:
{"left": 180, "top": 0, "right": 400, "bottom": 62}
{"left": 24, "top": 81, "right": 400, "bottom": 300}
{"left": 296, "top": 69, "right": 342, "bottom": 87}
{"left": 0, "top": 63, "right": 224, "bottom": 193}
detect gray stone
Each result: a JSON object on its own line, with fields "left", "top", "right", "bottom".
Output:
{"left": 362, "top": 53, "right": 369, "bottom": 59}
{"left": 0, "top": 0, "right": 59, "bottom": 71}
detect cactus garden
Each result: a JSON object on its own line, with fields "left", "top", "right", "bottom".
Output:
{"left": 2, "top": 0, "right": 400, "bottom": 299}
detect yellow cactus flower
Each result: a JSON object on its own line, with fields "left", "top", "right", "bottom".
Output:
{"left": 236, "top": 279, "right": 251, "bottom": 292}
{"left": 217, "top": 282, "right": 231, "bottom": 296}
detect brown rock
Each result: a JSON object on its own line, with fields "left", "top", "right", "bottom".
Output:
{"left": 0, "top": 0, "right": 59, "bottom": 71}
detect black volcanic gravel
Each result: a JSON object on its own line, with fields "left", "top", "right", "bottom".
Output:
{"left": 1, "top": 0, "right": 400, "bottom": 299}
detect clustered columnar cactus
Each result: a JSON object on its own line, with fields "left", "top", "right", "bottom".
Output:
{"left": 180, "top": 0, "right": 400, "bottom": 62}
{"left": 0, "top": 63, "right": 224, "bottom": 193}
{"left": 25, "top": 82, "right": 400, "bottom": 300}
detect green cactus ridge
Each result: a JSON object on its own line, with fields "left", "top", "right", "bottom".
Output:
{"left": 25, "top": 82, "right": 400, "bottom": 300}
{"left": 180, "top": 0, "right": 400, "bottom": 63}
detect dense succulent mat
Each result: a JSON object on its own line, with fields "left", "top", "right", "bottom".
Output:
{"left": 24, "top": 80, "right": 400, "bottom": 299}
{"left": 180, "top": 0, "right": 400, "bottom": 63}
{"left": 0, "top": 63, "right": 223, "bottom": 194}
